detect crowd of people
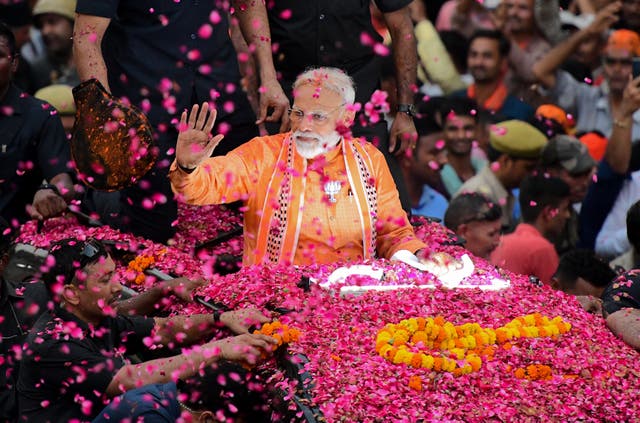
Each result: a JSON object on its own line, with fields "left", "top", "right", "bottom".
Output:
{"left": 2, "top": 0, "right": 640, "bottom": 421}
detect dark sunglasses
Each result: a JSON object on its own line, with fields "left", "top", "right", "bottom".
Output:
{"left": 602, "top": 57, "right": 633, "bottom": 67}
{"left": 79, "top": 238, "right": 107, "bottom": 267}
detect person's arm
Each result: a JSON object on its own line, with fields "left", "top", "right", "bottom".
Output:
{"left": 29, "top": 174, "right": 73, "bottom": 220}
{"left": 106, "top": 333, "right": 277, "bottom": 396}
{"left": 153, "top": 308, "right": 270, "bottom": 345}
{"left": 531, "top": 2, "right": 620, "bottom": 88}
{"left": 116, "top": 278, "right": 205, "bottom": 316}
{"left": 73, "top": 13, "right": 112, "bottom": 91}
{"left": 607, "top": 76, "right": 640, "bottom": 174}
{"left": 409, "top": 1, "right": 465, "bottom": 94}
{"left": 383, "top": 5, "right": 418, "bottom": 155}
{"left": 232, "top": 0, "right": 290, "bottom": 131}
{"left": 606, "top": 308, "right": 640, "bottom": 350}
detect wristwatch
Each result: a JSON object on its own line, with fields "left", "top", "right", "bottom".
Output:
{"left": 397, "top": 103, "right": 417, "bottom": 117}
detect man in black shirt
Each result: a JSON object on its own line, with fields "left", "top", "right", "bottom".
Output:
{"left": 17, "top": 238, "right": 276, "bottom": 421}
{"left": 73, "top": 0, "right": 288, "bottom": 243}
{"left": 0, "top": 22, "right": 74, "bottom": 225}
{"left": 0, "top": 220, "right": 49, "bottom": 422}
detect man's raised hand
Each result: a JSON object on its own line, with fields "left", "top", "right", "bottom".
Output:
{"left": 176, "top": 102, "right": 225, "bottom": 170}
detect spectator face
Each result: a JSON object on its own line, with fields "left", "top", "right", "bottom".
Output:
{"left": 36, "top": 14, "right": 73, "bottom": 56}
{"left": 443, "top": 114, "right": 476, "bottom": 156}
{"left": 550, "top": 167, "right": 595, "bottom": 203}
{"left": 290, "top": 83, "right": 348, "bottom": 159}
{"left": 556, "top": 276, "right": 605, "bottom": 297}
{"left": 468, "top": 37, "right": 504, "bottom": 84}
{"left": 504, "top": 0, "right": 535, "bottom": 35}
{"left": 0, "top": 36, "right": 17, "bottom": 93}
{"left": 602, "top": 48, "right": 633, "bottom": 94}
{"left": 622, "top": 0, "right": 640, "bottom": 30}
{"left": 409, "top": 132, "right": 448, "bottom": 188}
{"left": 68, "top": 255, "right": 122, "bottom": 325}
{"left": 458, "top": 219, "right": 501, "bottom": 259}
{"left": 547, "top": 198, "right": 572, "bottom": 236}
{"left": 503, "top": 157, "right": 537, "bottom": 189}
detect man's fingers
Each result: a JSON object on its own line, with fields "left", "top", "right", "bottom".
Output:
{"left": 204, "top": 107, "right": 217, "bottom": 134}
{"left": 196, "top": 102, "right": 209, "bottom": 129}
{"left": 204, "top": 134, "right": 224, "bottom": 156}
{"left": 279, "top": 110, "right": 291, "bottom": 132}
{"left": 188, "top": 104, "right": 199, "bottom": 128}
{"left": 179, "top": 111, "right": 188, "bottom": 129}
{"left": 27, "top": 204, "right": 43, "bottom": 221}
{"left": 256, "top": 101, "right": 268, "bottom": 125}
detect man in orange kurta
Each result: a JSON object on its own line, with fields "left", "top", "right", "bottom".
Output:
{"left": 170, "top": 67, "right": 425, "bottom": 266}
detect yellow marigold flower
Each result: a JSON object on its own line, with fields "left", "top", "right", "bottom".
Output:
{"left": 393, "top": 349, "right": 409, "bottom": 365}
{"left": 379, "top": 344, "right": 393, "bottom": 358}
{"left": 422, "top": 354, "right": 434, "bottom": 369}
{"left": 450, "top": 348, "right": 465, "bottom": 360}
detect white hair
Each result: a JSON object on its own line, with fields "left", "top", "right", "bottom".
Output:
{"left": 293, "top": 67, "right": 356, "bottom": 105}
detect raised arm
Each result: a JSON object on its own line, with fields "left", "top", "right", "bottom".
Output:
{"left": 409, "top": 0, "right": 465, "bottom": 94}
{"left": 606, "top": 76, "right": 640, "bottom": 174}
{"left": 532, "top": 2, "right": 620, "bottom": 89}
{"left": 73, "top": 13, "right": 112, "bottom": 90}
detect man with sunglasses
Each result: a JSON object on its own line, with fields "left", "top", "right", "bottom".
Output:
{"left": 17, "top": 238, "right": 277, "bottom": 422}
{"left": 171, "top": 67, "right": 426, "bottom": 266}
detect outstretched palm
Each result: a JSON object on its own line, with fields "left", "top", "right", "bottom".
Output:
{"left": 176, "top": 102, "right": 225, "bottom": 169}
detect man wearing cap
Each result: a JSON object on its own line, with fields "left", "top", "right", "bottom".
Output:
{"left": 34, "top": 83, "right": 75, "bottom": 134}
{"left": 0, "top": 23, "right": 74, "bottom": 224}
{"left": 30, "top": 0, "right": 79, "bottom": 91}
{"left": 454, "top": 120, "right": 547, "bottom": 232}
{"left": 540, "top": 134, "right": 596, "bottom": 254}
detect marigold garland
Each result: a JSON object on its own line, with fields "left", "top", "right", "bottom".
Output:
{"left": 127, "top": 250, "right": 166, "bottom": 285}
{"left": 375, "top": 313, "right": 571, "bottom": 384}
{"left": 253, "top": 320, "right": 301, "bottom": 349}
{"left": 513, "top": 364, "right": 553, "bottom": 381}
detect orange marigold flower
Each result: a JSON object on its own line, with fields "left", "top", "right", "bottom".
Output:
{"left": 408, "top": 375, "right": 422, "bottom": 391}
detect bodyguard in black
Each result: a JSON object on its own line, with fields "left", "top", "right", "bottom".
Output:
{"left": 0, "top": 23, "right": 73, "bottom": 225}
{"left": 73, "top": 0, "right": 288, "bottom": 243}
{"left": 0, "top": 279, "right": 49, "bottom": 421}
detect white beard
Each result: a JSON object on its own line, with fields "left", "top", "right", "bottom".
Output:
{"left": 293, "top": 130, "right": 342, "bottom": 159}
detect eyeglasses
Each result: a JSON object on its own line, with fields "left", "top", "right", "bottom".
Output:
{"left": 288, "top": 104, "right": 345, "bottom": 124}
{"left": 602, "top": 56, "right": 633, "bottom": 67}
